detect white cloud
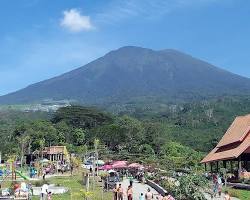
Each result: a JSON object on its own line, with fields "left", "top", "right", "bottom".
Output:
{"left": 60, "top": 9, "right": 94, "bottom": 32}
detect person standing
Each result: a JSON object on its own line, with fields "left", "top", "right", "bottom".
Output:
{"left": 157, "top": 194, "right": 163, "bottom": 200}
{"left": 224, "top": 191, "right": 231, "bottom": 200}
{"left": 145, "top": 188, "right": 153, "bottom": 200}
{"left": 163, "top": 192, "right": 175, "bottom": 200}
{"left": 113, "top": 184, "right": 118, "bottom": 200}
{"left": 128, "top": 175, "right": 133, "bottom": 186}
{"left": 218, "top": 176, "right": 222, "bottom": 197}
{"left": 127, "top": 185, "right": 133, "bottom": 200}
{"left": 42, "top": 169, "right": 46, "bottom": 180}
{"left": 70, "top": 164, "right": 74, "bottom": 176}
{"left": 117, "top": 184, "right": 124, "bottom": 200}
{"left": 40, "top": 183, "right": 48, "bottom": 200}
{"left": 212, "top": 174, "right": 218, "bottom": 198}
{"left": 139, "top": 193, "right": 145, "bottom": 200}
{"left": 47, "top": 191, "right": 52, "bottom": 200}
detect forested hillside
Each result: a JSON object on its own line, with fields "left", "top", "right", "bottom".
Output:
{"left": 0, "top": 96, "right": 250, "bottom": 166}
{"left": 105, "top": 96, "right": 250, "bottom": 152}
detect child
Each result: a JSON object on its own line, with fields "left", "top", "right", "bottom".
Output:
{"left": 139, "top": 193, "right": 145, "bottom": 200}
{"left": 48, "top": 191, "right": 52, "bottom": 200}
{"left": 224, "top": 191, "right": 231, "bottom": 200}
{"left": 218, "top": 176, "right": 222, "bottom": 197}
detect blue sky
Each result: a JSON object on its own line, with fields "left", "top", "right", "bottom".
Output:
{"left": 0, "top": 0, "right": 250, "bottom": 95}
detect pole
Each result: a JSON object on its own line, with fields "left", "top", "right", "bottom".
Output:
{"left": 230, "top": 160, "right": 233, "bottom": 173}
{"left": 238, "top": 157, "right": 242, "bottom": 178}
{"left": 96, "top": 147, "right": 99, "bottom": 177}
{"left": 12, "top": 161, "right": 14, "bottom": 182}
{"left": 101, "top": 179, "right": 104, "bottom": 200}
{"left": 93, "top": 152, "right": 95, "bottom": 189}
{"left": 87, "top": 173, "right": 90, "bottom": 192}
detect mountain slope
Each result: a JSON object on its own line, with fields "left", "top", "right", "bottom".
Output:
{"left": 0, "top": 46, "right": 250, "bottom": 104}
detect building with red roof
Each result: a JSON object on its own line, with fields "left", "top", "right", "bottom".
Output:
{"left": 201, "top": 114, "right": 250, "bottom": 178}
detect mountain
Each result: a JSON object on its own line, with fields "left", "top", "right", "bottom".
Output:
{"left": 1, "top": 46, "right": 250, "bottom": 105}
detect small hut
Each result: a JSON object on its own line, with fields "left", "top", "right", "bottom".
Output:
{"left": 31, "top": 146, "right": 69, "bottom": 162}
{"left": 45, "top": 146, "right": 69, "bottom": 161}
{"left": 201, "top": 114, "right": 250, "bottom": 179}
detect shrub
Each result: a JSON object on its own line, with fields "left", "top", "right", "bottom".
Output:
{"left": 33, "top": 180, "right": 50, "bottom": 187}
{"left": 160, "top": 174, "right": 209, "bottom": 200}
{"left": 228, "top": 189, "right": 241, "bottom": 198}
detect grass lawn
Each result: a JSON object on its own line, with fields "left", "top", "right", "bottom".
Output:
{"left": 31, "top": 172, "right": 113, "bottom": 200}
{"left": 227, "top": 188, "right": 250, "bottom": 200}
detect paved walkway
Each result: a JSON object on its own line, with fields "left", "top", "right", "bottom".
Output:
{"left": 119, "top": 178, "right": 161, "bottom": 200}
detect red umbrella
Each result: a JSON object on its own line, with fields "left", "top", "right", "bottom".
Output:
{"left": 99, "top": 164, "right": 113, "bottom": 170}
{"left": 112, "top": 160, "right": 128, "bottom": 165}
{"left": 128, "top": 163, "right": 143, "bottom": 169}
{"left": 112, "top": 161, "right": 128, "bottom": 169}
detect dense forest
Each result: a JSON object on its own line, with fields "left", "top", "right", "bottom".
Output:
{"left": 0, "top": 96, "right": 250, "bottom": 170}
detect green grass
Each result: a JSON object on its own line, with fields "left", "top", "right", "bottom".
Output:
{"left": 238, "top": 189, "right": 250, "bottom": 200}
{"left": 227, "top": 188, "right": 250, "bottom": 200}
{"left": 31, "top": 173, "right": 113, "bottom": 200}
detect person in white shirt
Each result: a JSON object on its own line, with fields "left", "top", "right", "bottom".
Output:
{"left": 40, "top": 183, "right": 49, "bottom": 200}
{"left": 145, "top": 188, "right": 153, "bottom": 200}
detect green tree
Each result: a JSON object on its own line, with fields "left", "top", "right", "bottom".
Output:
{"left": 139, "top": 144, "right": 155, "bottom": 155}
{"left": 116, "top": 116, "right": 144, "bottom": 152}
{"left": 73, "top": 128, "right": 86, "bottom": 146}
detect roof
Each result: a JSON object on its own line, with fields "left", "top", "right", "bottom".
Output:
{"left": 217, "top": 114, "right": 250, "bottom": 147}
{"left": 201, "top": 114, "right": 250, "bottom": 163}
{"left": 44, "top": 146, "right": 67, "bottom": 154}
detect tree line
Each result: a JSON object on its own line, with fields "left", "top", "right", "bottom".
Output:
{"left": 0, "top": 105, "right": 202, "bottom": 170}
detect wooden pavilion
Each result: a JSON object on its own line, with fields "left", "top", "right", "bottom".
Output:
{"left": 44, "top": 146, "right": 69, "bottom": 161}
{"left": 201, "top": 114, "right": 250, "bottom": 179}
{"left": 26, "top": 146, "right": 70, "bottom": 164}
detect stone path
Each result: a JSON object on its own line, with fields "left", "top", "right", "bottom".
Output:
{"left": 119, "top": 178, "right": 161, "bottom": 200}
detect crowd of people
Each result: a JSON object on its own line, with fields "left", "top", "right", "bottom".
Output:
{"left": 212, "top": 174, "right": 223, "bottom": 198}
{"left": 212, "top": 174, "right": 232, "bottom": 200}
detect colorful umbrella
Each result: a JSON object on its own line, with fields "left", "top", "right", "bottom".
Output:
{"left": 128, "top": 163, "right": 143, "bottom": 169}
{"left": 108, "top": 169, "right": 116, "bottom": 173}
{"left": 112, "top": 161, "right": 128, "bottom": 169}
{"left": 99, "top": 164, "right": 113, "bottom": 170}
{"left": 96, "top": 160, "right": 105, "bottom": 166}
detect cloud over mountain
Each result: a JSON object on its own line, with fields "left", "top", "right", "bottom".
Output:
{"left": 60, "top": 9, "right": 94, "bottom": 32}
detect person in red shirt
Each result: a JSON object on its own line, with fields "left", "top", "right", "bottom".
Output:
{"left": 127, "top": 185, "right": 133, "bottom": 200}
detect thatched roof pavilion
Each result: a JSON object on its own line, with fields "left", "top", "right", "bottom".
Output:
{"left": 201, "top": 114, "right": 250, "bottom": 178}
